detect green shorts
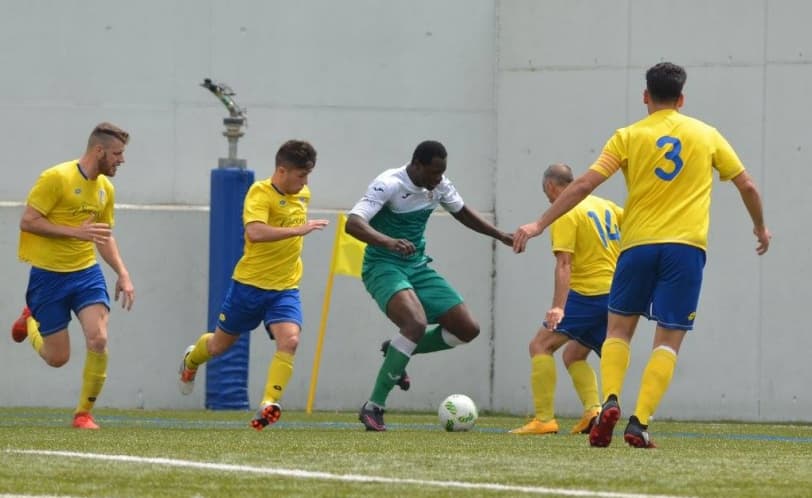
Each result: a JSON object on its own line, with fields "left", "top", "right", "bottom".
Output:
{"left": 362, "top": 261, "right": 463, "bottom": 323}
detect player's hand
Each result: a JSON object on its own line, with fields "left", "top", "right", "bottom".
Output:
{"left": 754, "top": 226, "right": 771, "bottom": 255}
{"left": 299, "top": 219, "right": 330, "bottom": 235}
{"left": 78, "top": 215, "right": 112, "bottom": 245}
{"left": 544, "top": 306, "right": 564, "bottom": 331}
{"left": 512, "top": 221, "right": 542, "bottom": 253}
{"left": 115, "top": 273, "right": 135, "bottom": 311}
{"left": 386, "top": 238, "right": 416, "bottom": 256}
{"left": 497, "top": 231, "right": 513, "bottom": 247}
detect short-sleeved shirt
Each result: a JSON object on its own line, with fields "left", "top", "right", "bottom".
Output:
{"left": 348, "top": 165, "right": 465, "bottom": 267}
{"left": 19, "top": 160, "right": 115, "bottom": 272}
{"left": 231, "top": 180, "right": 310, "bottom": 290}
{"left": 589, "top": 109, "right": 745, "bottom": 251}
{"left": 550, "top": 194, "right": 623, "bottom": 296}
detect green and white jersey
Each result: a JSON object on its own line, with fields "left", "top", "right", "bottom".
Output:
{"left": 349, "top": 165, "right": 464, "bottom": 266}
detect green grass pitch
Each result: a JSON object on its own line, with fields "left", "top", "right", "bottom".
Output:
{"left": 1, "top": 408, "right": 810, "bottom": 497}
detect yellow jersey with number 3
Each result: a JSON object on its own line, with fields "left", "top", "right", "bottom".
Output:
{"left": 550, "top": 195, "right": 623, "bottom": 296}
{"left": 589, "top": 109, "right": 744, "bottom": 251}
{"left": 19, "top": 160, "right": 115, "bottom": 272}
{"left": 232, "top": 180, "right": 310, "bottom": 290}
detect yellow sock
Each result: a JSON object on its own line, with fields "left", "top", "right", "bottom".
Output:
{"left": 75, "top": 350, "right": 108, "bottom": 414}
{"left": 185, "top": 333, "right": 214, "bottom": 369}
{"left": 634, "top": 346, "right": 678, "bottom": 425}
{"left": 567, "top": 360, "right": 600, "bottom": 412}
{"left": 27, "top": 317, "right": 43, "bottom": 353}
{"left": 262, "top": 351, "right": 295, "bottom": 405}
{"left": 600, "top": 338, "right": 631, "bottom": 402}
{"left": 530, "top": 354, "right": 556, "bottom": 421}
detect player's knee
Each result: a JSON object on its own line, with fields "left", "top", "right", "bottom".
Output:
{"left": 459, "top": 322, "right": 480, "bottom": 343}
{"left": 44, "top": 351, "right": 70, "bottom": 368}
{"left": 401, "top": 319, "right": 429, "bottom": 342}
{"left": 207, "top": 339, "right": 229, "bottom": 356}
{"left": 86, "top": 335, "right": 107, "bottom": 353}
{"left": 278, "top": 333, "right": 299, "bottom": 353}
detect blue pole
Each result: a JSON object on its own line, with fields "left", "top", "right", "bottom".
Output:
{"left": 206, "top": 167, "right": 254, "bottom": 410}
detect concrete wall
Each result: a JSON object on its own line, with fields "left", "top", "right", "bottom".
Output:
{"left": 0, "top": 0, "right": 499, "bottom": 414}
{"left": 494, "top": 0, "right": 811, "bottom": 422}
{"left": 0, "top": 0, "right": 809, "bottom": 421}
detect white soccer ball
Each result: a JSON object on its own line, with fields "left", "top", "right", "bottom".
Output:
{"left": 438, "top": 394, "right": 478, "bottom": 432}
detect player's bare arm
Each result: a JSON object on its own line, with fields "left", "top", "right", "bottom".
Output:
{"left": 244, "top": 219, "right": 329, "bottom": 243}
{"left": 546, "top": 251, "right": 572, "bottom": 331}
{"left": 450, "top": 205, "right": 513, "bottom": 246}
{"left": 730, "top": 171, "right": 771, "bottom": 255}
{"left": 96, "top": 235, "right": 135, "bottom": 310}
{"left": 345, "top": 213, "right": 416, "bottom": 256}
{"left": 20, "top": 207, "right": 112, "bottom": 244}
{"left": 513, "top": 170, "right": 606, "bottom": 254}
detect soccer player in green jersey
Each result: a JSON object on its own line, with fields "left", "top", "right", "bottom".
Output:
{"left": 347, "top": 140, "right": 513, "bottom": 431}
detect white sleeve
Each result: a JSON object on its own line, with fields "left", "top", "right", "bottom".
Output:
{"left": 348, "top": 179, "right": 393, "bottom": 221}
{"left": 438, "top": 177, "right": 465, "bottom": 214}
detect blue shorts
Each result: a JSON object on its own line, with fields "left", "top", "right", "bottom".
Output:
{"left": 550, "top": 290, "right": 608, "bottom": 355}
{"left": 609, "top": 243, "right": 706, "bottom": 331}
{"left": 25, "top": 264, "right": 110, "bottom": 336}
{"left": 218, "top": 280, "right": 302, "bottom": 336}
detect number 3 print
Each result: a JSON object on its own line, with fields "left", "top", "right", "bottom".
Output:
{"left": 655, "top": 135, "right": 683, "bottom": 181}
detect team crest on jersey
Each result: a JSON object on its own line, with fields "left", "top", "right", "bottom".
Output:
{"left": 299, "top": 197, "right": 306, "bottom": 203}
{"left": 219, "top": 313, "right": 226, "bottom": 321}
{"left": 279, "top": 199, "right": 287, "bottom": 206}
{"left": 426, "top": 191, "right": 434, "bottom": 200}
{"left": 74, "top": 188, "right": 82, "bottom": 195}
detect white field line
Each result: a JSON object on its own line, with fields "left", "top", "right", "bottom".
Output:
{"left": 0, "top": 495, "right": 78, "bottom": 498}
{"left": 8, "top": 449, "right": 695, "bottom": 498}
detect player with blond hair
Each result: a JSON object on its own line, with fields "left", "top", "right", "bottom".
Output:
{"left": 13, "top": 122, "right": 135, "bottom": 429}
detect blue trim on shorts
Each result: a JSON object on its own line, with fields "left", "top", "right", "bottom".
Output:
{"left": 25, "top": 264, "right": 110, "bottom": 336}
{"left": 554, "top": 290, "right": 609, "bottom": 355}
{"left": 217, "top": 280, "right": 303, "bottom": 335}
{"left": 608, "top": 243, "right": 706, "bottom": 331}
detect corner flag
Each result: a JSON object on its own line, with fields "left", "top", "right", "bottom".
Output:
{"left": 306, "top": 213, "right": 366, "bottom": 413}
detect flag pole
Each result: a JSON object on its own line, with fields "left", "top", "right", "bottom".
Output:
{"left": 306, "top": 215, "right": 343, "bottom": 414}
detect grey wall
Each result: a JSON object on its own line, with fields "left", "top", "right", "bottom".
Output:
{"left": 494, "top": 0, "right": 811, "bottom": 422}
{"left": 0, "top": 0, "right": 499, "bottom": 414}
{"left": 1, "top": 0, "right": 809, "bottom": 422}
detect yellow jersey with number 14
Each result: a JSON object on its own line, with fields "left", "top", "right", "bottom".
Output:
{"left": 232, "top": 180, "right": 310, "bottom": 290}
{"left": 19, "top": 160, "right": 115, "bottom": 272}
{"left": 589, "top": 109, "right": 744, "bottom": 251}
{"left": 550, "top": 195, "right": 623, "bottom": 296}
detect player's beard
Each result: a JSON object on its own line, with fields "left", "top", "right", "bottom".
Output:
{"left": 99, "top": 151, "right": 119, "bottom": 177}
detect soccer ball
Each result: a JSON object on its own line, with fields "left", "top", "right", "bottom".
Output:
{"left": 438, "top": 394, "right": 478, "bottom": 432}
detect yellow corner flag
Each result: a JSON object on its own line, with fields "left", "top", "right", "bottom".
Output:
{"left": 332, "top": 213, "right": 366, "bottom": 278}
{"left": 306, "top": 213, "right": 366, "bottom": 413}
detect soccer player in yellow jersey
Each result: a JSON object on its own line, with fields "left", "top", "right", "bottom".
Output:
{"left": 14, "top": 122, "right": 135, "bottom": 430}
{"left": 510, "top": 164, "right": 622, "bottom": 436}
{"left": 513, "top": 62, "right": 771, "bottom": 448}
{"left": 178, "top": 140, "right": 328, "bottom": 430}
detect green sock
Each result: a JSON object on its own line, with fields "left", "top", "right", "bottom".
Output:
{"left": 370, "top": 346, "right": 411, "bottom": 406}
{"left": 413, "top": 326, "right": 453, "bottom": 354}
